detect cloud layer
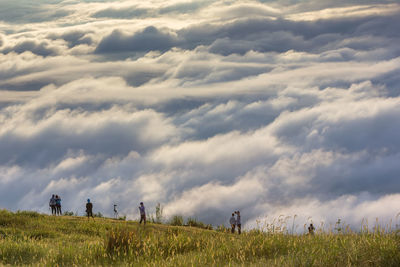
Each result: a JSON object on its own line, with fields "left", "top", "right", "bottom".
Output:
{"left": 1, "top": 0, "right": 400, "bottom": 231}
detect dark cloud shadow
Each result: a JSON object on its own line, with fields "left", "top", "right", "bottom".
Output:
{"left": 95, "top": 27, "right": 179, "bottom": 54}
{"left": 48, "top": 30, "right": 93, "bottom": 48}
{"left": 1, "top": 40, "right": 59, "bottom": 57}
{"left": 94, "top": 14, "right": 400, "bottom": 57}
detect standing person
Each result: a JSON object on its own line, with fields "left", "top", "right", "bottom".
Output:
{"left": 236, "top": 211, "right": 241, "bottom": 235}
{"left": 308, "top": 223, "right": 315, "bottom": 235}
{"left": 229, "top": 213, "right": 236, "bottom": 233}
{"left": 113, "top": 204, "right": 118, "bottom": 219}
{"left": 49, "top": 194, "right": 56, "bottom": 215}
{"left": 55, "top": 195, "right": 62, "bottom": 215}
{"left": 86, "top": 199, "right": 94, "bottom": 219}
{"left": 139, "top": 202, "right": 146, "bottom": 225}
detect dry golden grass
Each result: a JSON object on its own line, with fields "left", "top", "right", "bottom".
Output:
{"left": 1, "top": 209, "right": 400, "bottom": 266}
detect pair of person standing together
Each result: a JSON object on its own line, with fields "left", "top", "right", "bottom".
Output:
{"left": 229, "top": 211, "right": 241, "bottom": 234}
{"left": 49, "top": 194, "right": 62, "bottom": 215}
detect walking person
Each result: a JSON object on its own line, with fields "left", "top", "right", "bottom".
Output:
{"left": 235, "top": 211, "right": 241, "bottom": 235}
{"left": 49, "top": 194, "right": 56, "bottom": 215}
{"left": 229, "top": 213, "right": 236, "bottom": 233}
{"left": 139, "top": 202, "right": 146, "bottom": 225}
{"left": 86, "top": 199, "right": 94, "bottom": 219}
{"left": 55, "top": 195, "right": 62, "bottom": 215}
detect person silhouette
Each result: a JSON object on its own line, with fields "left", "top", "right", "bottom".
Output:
{"left": 86, "top": 199, "right": 94, "bottom": 219}
{"left": 139, "top": 202, "right": 146, "bottom": 225}
{"left": 113, "top": 204, "right": 118, "bottom": 219}
{"left": 229, "top": 213, "right": 236, "bottom": 233}
{"left": 235, "top": 211, "right": 241, "bottom": 234}
{"left": 55, "top": 195, "right": 62, "bottom": 215}
{"left": 49, "top": 194, "right": 56, "bottom": 215}
{"left": 308, "top": 223, "right": 315, "bottom": 235}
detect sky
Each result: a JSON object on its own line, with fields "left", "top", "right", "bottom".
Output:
{"left": 1, "top": 0, "right": 400, "bottom": 231}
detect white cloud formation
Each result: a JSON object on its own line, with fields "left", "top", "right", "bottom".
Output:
{"left": 1, "top": 0, "right": 400, "bottom": 230}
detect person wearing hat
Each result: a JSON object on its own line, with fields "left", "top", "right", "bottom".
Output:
{"left": 86, "top": 199, "right": 94, "bottom": 219}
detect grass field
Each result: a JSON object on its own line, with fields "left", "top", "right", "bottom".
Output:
{"left": 0, "top": 209, "right": 400, "bottom": 266}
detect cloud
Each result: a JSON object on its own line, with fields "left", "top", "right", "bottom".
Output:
{"left": 0, "top": 101, "right": 178, "bottom": 167}
{"left": 92, "top": 7, "right": 149, "bottom": 19}
{"left": 159, "top": 1, "right": 208, "bottom": 14}
{"left": 0, "top": 0, "right": 400, "bottom": 229}
{"left": 0, "top": 55, "right": 168, "bottom": 91}
{"left": 95, "top": 27, "right": 179, "bottom": 53}
{"left": 0, "top": 1, "right": 70, "bottom": 24}
{"left": 95, "top": 13, "right": 398, "bottom": 56}
{"left": 1, "top": 40, "right": 59, "bottom": 57}
{"left": 48, "top": 30, "right": 93, "bottom": 48}
{"left": 285, "top": 2, "right": 400, "bottom": 20}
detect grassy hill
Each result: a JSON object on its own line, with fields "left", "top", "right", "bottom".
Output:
{"left": 1, "top": 209, "right": 400, "bottom": 266}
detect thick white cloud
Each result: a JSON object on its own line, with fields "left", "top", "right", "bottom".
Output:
{"left": 1, "top": 0, "right": 400, "bottom": 229}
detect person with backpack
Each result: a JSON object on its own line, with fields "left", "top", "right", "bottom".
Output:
{"left": 86, "top": 199, "right": 94, "bottom": 219}
{"left": 55, "top": 195, "right": 62, "bottom": 215}
{"left": 49, "top": 194, "right": 56, "bottom": 215}
{"left": 139, "top": 202, "right": 146, "bottom": 225}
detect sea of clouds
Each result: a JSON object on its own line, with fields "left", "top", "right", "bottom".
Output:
{"left": 1, "top": 0, "right": 400, "bottom": 231}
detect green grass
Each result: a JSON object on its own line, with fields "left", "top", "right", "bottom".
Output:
{"left": 0, "top": 209, "right": 399, "bottom": 266}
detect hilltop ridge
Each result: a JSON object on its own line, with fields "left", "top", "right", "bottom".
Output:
{"left": 0, "top": 209, "right": 399, "bottom": 266}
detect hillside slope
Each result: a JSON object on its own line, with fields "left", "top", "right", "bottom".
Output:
{"left": 0, "top": 210, "right": 399, "bottom": 266}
